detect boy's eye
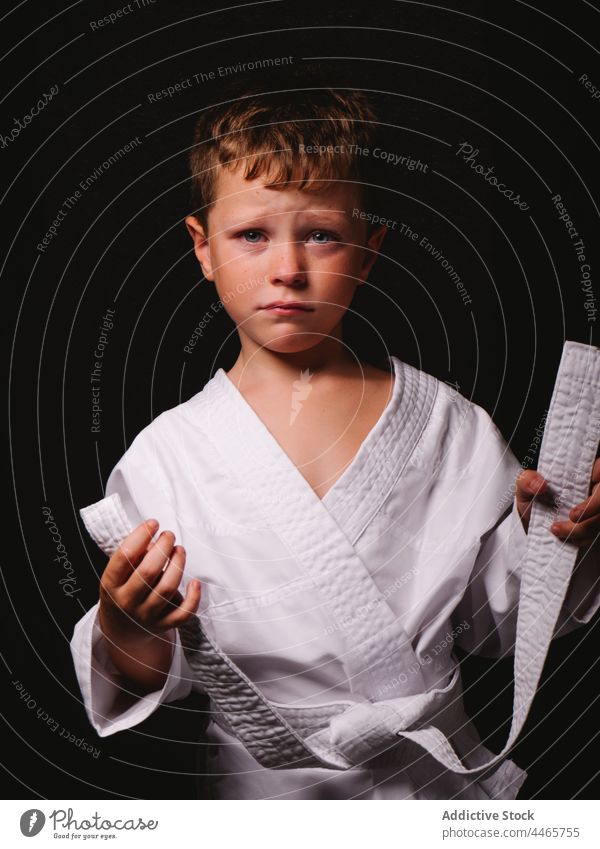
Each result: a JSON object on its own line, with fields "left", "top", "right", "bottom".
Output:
{"left": 309, "top": 231, "right": 338, "bottom": 244}
{"left": 240, "top": 230, "right": 264, "bottom": 243}
{"left": 235, "top": 229, "right": 340, "bottom": 245}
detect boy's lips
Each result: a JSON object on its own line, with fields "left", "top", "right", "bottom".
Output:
{"left": 260, "top": 301, "right": 315, "bottom": 314}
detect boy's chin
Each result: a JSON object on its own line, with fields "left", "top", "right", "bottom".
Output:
{"left": 255, "top": 336, "right": 330, "bottom": 355}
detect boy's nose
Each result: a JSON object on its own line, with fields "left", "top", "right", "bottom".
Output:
{"left": 267, "top": 240, "right": 306, "bottom": 285}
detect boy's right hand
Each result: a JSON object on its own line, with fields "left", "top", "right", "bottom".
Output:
{"left": 98, "top": 519, "right": 201, "bottom": 645}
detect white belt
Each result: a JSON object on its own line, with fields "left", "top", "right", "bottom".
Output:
{"left": 80, "top": 341, "right": 600, "bottom": 775}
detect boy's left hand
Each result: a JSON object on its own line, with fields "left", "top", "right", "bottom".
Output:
{"left": 516, "top": 458, "right": 600, "bottom": 548}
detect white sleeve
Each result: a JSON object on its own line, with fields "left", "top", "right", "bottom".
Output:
{"left": 70, "top": 601, "right": 194, "bottom": 737}
{"left": 452, "top": 407, "right": 600, "bottom": 659}
{"left": 71, "top": 422, "right": 196, "bottom": 737}
{"left": 452, "top": 498, "right": 526, "bottom": 659}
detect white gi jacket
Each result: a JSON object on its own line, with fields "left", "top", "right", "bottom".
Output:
{"left": 70, "top": 354, "right": 600, "bottom": 800}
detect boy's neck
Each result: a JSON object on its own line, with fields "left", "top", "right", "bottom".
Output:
{"left": 227, "top": 334, "right": 360, "bottom": 388}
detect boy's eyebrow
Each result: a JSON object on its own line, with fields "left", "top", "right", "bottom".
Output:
{"left": 221, "top": 209, "right": 349, "bottom": 229}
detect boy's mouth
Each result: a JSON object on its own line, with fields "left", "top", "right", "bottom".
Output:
{"left": 261, "top": 300, "right": 315, "bottom": 314}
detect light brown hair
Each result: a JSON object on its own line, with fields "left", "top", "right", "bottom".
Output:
{"left": 188, "top": 75, "right": 383, "bottom": 233}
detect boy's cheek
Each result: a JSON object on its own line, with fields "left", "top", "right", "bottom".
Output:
{"left": 218, "top": 253, "right": 265, "bottom": 288}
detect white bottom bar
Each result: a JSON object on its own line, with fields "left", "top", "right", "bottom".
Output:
{"left": 3, "top": 799, "right": 599, "bottom": 847}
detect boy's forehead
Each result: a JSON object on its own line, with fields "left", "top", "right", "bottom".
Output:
{"left": 211, "top": 165, "right": 361, "bottom": 221}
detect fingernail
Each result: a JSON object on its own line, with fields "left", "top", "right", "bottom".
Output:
{"left": 550, "top": 523, "right": 560, "bottom": 534}
{"left": 147, "top": 519, "right": 158, "bottom": 529}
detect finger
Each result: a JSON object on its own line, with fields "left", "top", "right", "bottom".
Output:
{"left": 516, "top": 470, "right": 549, "bottom": 500}
{"left": 569, "top": 478, "right": 600, "bottom": 522}
{"left": 139, "top": 545, "right": 187, "bottom": 617}
{"left": 515, "top": 472, "right": 555, "bottom": 531}
{"left": 154, "top": 579, "right": 201, "bottom": 630}
{"left": 516, "top": 472, "right": 555, "bottom": 512}
{"left": 149, "top": 590, "right": 185, "bottom": 621}
{"left": 123, "top": 530, "right": 176, "bottom": 604}
{"left": 103, "top": 519, "right": 159, "bottom": 588}
{"left": 551, "top": 513, "right": 600, "bottom": 544}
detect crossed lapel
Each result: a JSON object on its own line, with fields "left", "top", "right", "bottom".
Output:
{"left": 197, "top": 356, "right": 439, "bottom": 700}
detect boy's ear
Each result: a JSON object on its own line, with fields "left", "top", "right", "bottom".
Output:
{"left": 184, "top": 214, "right": 215, "bottom": 281}
{"left": 358, "top": 224, "right": 388, "bottom": 284}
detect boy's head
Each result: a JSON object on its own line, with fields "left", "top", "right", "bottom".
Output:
{"left": 185, "top": 69, "right": 389, "bottom": 356}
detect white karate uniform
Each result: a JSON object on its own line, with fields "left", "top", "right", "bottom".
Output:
{"left": 70, "top": 355, "right": 600, "bottom": 800}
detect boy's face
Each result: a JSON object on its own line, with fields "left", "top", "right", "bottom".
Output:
{"left": 185, "top": 165, "right": 387, "bottom": 355}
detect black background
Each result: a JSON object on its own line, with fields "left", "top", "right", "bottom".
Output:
{"left": 3, "top": 0, "right": 600, "bottom": 799}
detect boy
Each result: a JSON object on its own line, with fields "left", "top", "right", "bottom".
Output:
{"left": 71, "top": 78, "right": 600, "bottom": 800}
